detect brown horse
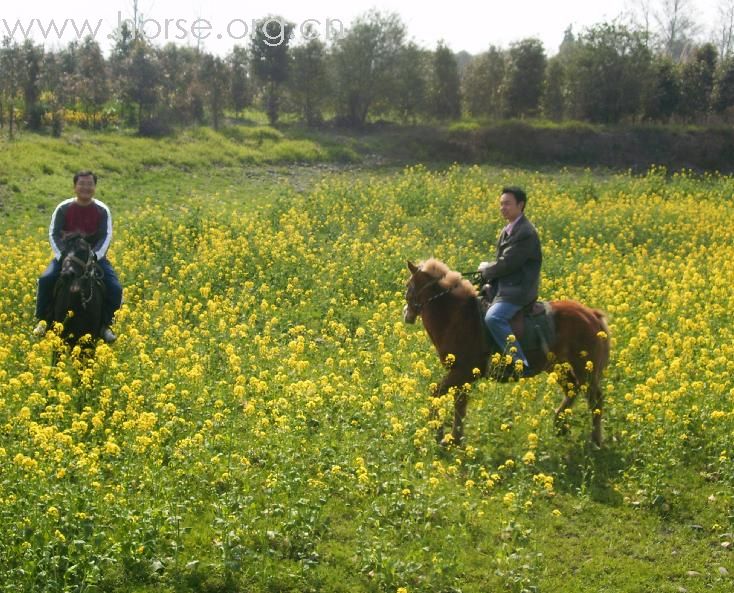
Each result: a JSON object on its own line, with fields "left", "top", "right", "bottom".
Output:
{"left": 403, "top": 259, "right": 610, "bottom": 447}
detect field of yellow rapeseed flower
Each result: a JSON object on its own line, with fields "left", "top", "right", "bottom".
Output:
{"left": 1, "top": 163, "right": 733, "bottom": 592}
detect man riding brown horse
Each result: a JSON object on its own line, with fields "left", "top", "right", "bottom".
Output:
{"left": 404, "top": 185, "right": 609, "bottom": 446}
{"left": 404, "top": 258, "right": 610, "bottom": 447}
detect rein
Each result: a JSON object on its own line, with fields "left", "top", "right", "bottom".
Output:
{"left": 456, "top": 270, "right": 484, "bottom": 283}
{"left": 64, "top": 250, "right": 103, "bottom": 310}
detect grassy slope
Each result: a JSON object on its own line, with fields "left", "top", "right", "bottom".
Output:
{"left": 1, "top": 130, "right": 732, "bottom": 593}
{"left": 0, "top": 126, "right": 360, "bottom": 220}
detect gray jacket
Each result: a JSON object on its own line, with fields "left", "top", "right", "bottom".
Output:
{"left": 481, "top": 215, "right": 542, "bottom": 306}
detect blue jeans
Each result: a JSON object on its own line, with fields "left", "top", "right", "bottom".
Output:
{"left": 484, "top": 301, "right": 529, "bottom": 367}
{"left": 36, "top": 258, "right": 122, "bottom": 327}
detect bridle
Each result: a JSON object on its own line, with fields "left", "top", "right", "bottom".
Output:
{"left": 405, "top": 267, "right": 483, "bottom": 315}
{"left": 405, "top": 270, "right": 455, "bottom": 314}
{"left": 62, "top": 246, "right": 103, "bottom": 310}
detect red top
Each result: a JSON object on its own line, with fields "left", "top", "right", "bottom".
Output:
{"left": 49, "top": 197, "right": 112, "bottom": 260}
{"left": 62, "top": 202, "right": 103, "bottom": 236}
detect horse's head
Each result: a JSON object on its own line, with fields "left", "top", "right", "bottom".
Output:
{"left": 52, "top": 233, "right": 104, "bottom": 344}
{"left": 404, "top": 261, "right": 421, "bottom": 323}
{"left": 60, "top": 234, "right": 95, "bottom": 291}
{"left": 404, "top": 259, "right": 477, "bottom": 324}
{"left": 403, "top": 260, "right": 440, "bottom": 324}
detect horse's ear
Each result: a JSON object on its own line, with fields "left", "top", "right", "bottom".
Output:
{"left": 407, "top": 261, "right": 419, "bottom": 274}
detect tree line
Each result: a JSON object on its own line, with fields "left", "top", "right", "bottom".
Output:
{"left": 1, "top": 6, "right": 734, "bottom": 138}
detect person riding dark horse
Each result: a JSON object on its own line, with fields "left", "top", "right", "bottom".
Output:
{"left": 34, "top": 171, "right": 122, "bottom": 343}
{"left": 50, "top": 234, "right": 105, "bottom": 344}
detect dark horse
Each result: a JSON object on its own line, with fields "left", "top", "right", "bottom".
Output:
{"left": 404, "top": 259, "right": 610, "bottom": 447}
{"left": 50, "top": 234, "right": 105, "bottom": 345}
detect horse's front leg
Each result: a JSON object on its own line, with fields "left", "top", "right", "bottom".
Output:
{"left": 452, "top": 387, "right": 470, "bottom": 445}
{"left": 431, "top": 367, "right": 474, "bottom": 446}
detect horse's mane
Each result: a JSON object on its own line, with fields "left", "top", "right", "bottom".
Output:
{"left": 63, "top": 232, "right": 88, "bottom": 244}
{"left": 61, "top": 233, "right": 90, "bottom": 254}
{"left": 419, "top": 258, "right": 477, "bottom": 298}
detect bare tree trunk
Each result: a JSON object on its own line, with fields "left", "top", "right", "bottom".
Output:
{"left": 654, "top": 0, "right": 700, "bottom": 61}
{"left": 717, "top": 0, "right": 734, "bottom": 60}
{"left": 629, "top": 0, "right": 654, "bottom": 49}
{"left": 266, "top": 82, "right": 279, "bottom": 125}
{"left": 132, "top": 0, "right": 140, "bottom": 39}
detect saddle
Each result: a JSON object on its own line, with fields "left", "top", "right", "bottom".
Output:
{"left": 479, "top": 286, "right": 555, "bottom": 356}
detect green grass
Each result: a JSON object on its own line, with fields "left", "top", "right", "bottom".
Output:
{"left": 0, "top": 125, "right": 362, "bottom": 220}
{"left": 1, "top": 133, "right": 733, "bottom": 593}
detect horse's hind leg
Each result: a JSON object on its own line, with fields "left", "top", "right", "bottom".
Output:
{"left": 588, "top": 380, "right": 603, "bottom": 447}
{"left": 554, "top": 368, "right": 579, "bottom": 435}
{"left": 556, "top": 365, "right": 604, "bottom": 446}
{"left": 589, "top": 320, "right": 609, "bottom": 447}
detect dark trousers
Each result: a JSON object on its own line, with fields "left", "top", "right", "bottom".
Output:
{"left": 36, "top": 258, "right": 122, "bottom": 327}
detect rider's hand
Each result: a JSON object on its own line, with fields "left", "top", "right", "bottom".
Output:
{"left": 478, "top": 261, "right": 490, "bottom": 274}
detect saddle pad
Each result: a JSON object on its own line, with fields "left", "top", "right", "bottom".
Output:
{"left": 481, "top": 299, "right": 555, "bottom": 355}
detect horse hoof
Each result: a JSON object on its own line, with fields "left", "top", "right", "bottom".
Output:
{"left": 555, "top": 421, "right": 570, "bottom": 436}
